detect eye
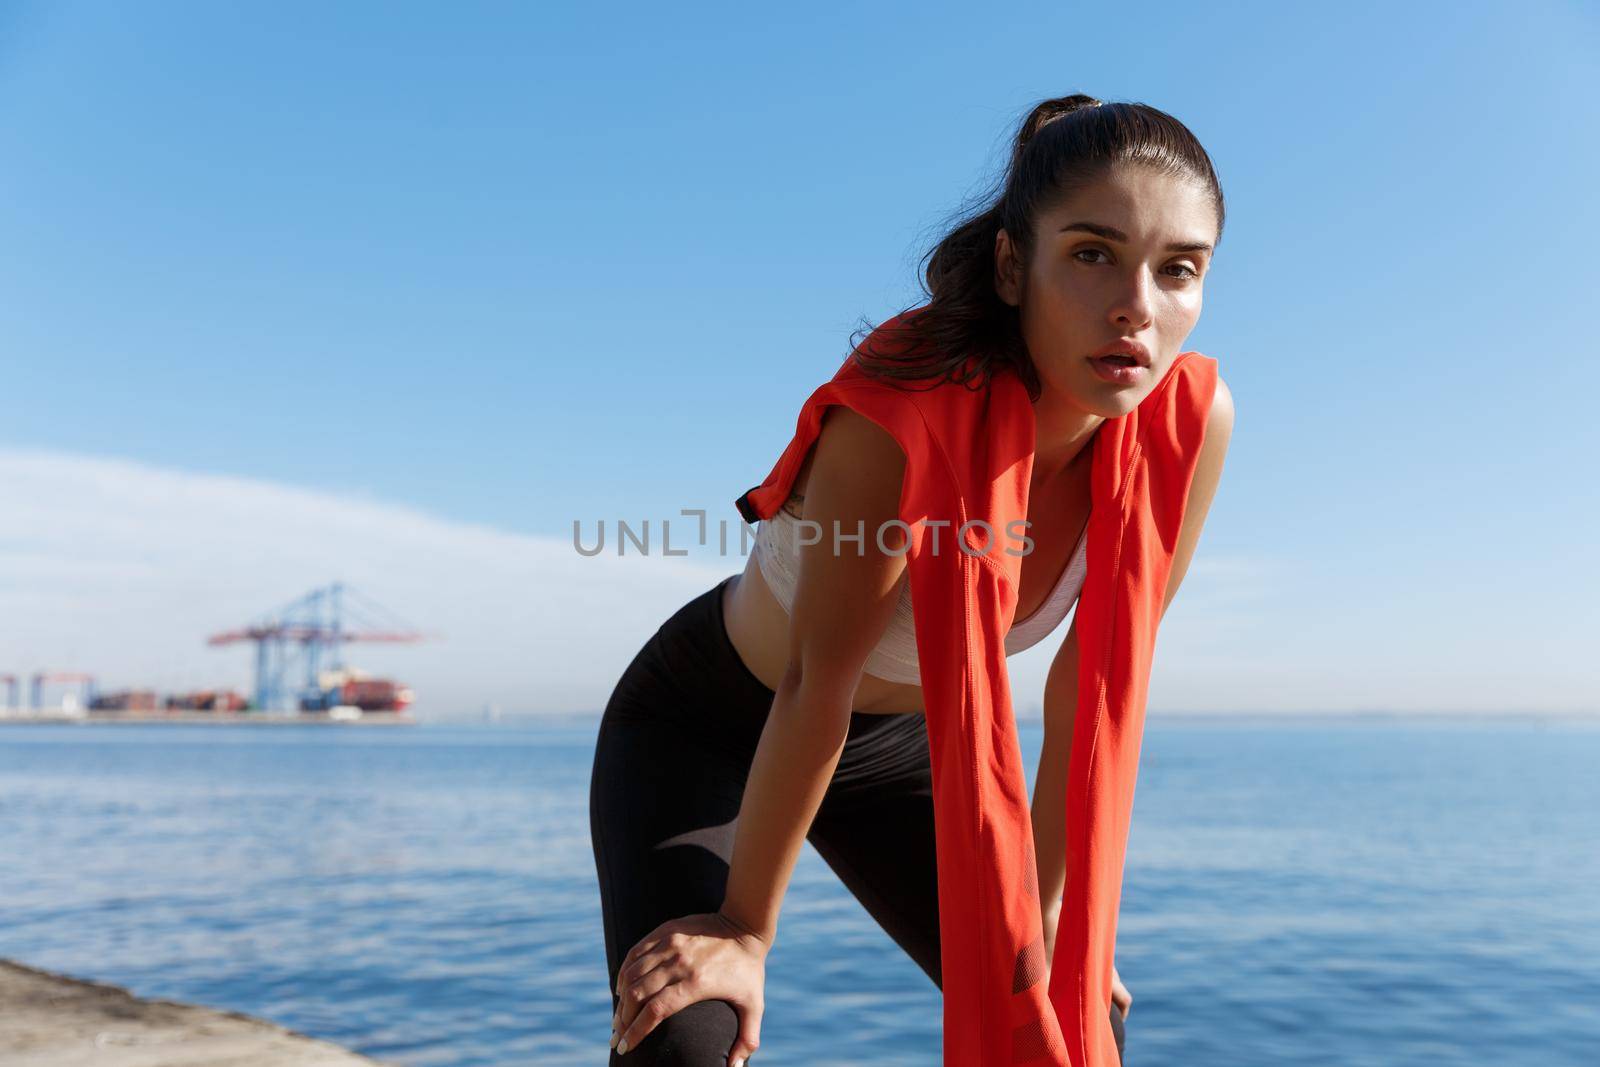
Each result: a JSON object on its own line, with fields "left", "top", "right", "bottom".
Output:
{"left": 1166, "top": 263, "right": 1200, "bottom": 280}
{"left": 1072, "top": 248, "right": 1110, "bottom": 265}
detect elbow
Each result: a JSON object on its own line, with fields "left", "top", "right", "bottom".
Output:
{"left": 778, "top": 658, "right": 806, "bottom": 694}
{"left": 775, "top": 659, "right": 857, "bottom": 732}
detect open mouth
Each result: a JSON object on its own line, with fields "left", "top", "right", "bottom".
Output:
{"left": 1087, "top": 353, "right": 1149, "bottom": 384}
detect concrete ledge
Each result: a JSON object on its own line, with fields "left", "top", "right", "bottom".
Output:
{"left": 0, "top": 959, "right": 393, "bottom": 1066}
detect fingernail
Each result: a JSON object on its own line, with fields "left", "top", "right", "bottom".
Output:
{"left": 734, "top": 1059, "right": 746, "bottom": 1067}
{"left": 617, "top": 1037, "right": 629, "bottom": 1055}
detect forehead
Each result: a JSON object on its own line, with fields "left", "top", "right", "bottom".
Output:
{"left": 1040, "top": 164, "right": 1216, "bottom": 245}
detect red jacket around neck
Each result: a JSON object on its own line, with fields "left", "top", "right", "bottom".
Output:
{"left": 734, "top": 310, "right": 1219, "bottom": 1066}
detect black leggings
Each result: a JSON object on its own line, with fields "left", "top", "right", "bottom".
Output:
{"left": 588, "top": 574, "right": 1126, "bottom": 1065}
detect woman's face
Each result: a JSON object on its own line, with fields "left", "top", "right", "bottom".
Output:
{"left": 995, "top": 163, "right": 1217, "bottom": 417}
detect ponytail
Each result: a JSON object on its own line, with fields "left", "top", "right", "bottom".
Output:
{"left": 850, "top": 94, "right": 1223, "bottom": 401}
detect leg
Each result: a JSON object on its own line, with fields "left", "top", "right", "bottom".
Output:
{"left": 589, "top": 580, "right": 778, "bottom": 1065}
{"left": 590, "top": 713, "right": 745, "bottom": 1065}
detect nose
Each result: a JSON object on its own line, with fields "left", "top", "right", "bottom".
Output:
{"left": 1107, "top": 266, "right": 1155, "bottom": 332}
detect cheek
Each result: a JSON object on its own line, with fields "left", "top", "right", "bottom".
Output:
{"left": 1158, "top": 288, "right": 1202, "bottom": 332}
{"left": 1024, "top": 270, "right": 1094, "bottom": 331}
{"left": 1021, "top": 297, "right": 1089, "bottom": 366}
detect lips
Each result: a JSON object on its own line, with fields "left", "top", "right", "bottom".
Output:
{"left": 1086, "top": 352, "right": 1150, "bottom": 385}
{"left": 1088, "top": 339, "right": 1153, "bottom": 366}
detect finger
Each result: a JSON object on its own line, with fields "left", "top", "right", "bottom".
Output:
{"left": 727, "top": 1001, "right": 764, "bottom": 1067}
{"left": 617, "top": 943, "right": 675, "bottom": 1015}
{"left": 614, "top": 925, "right": 682, "bottom": 1045}
{"left": 615, "top": 959, "right": 680, "bottom": 1040}
{"left": 617, "top": 927, "right": 671, "bottom": 992}
{"left": 616, "top": 949, "right": 641, "bottom": 994}
{"left": 615, "top": 980, "right": 690, "bottom": 1057}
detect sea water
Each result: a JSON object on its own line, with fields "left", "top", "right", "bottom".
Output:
{"left": 1, "top": 715, "right": 1596, "bottom": 1066}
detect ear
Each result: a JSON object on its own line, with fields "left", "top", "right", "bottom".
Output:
{"left": 994, "top": 227, "right": 1022, "bottom": 307}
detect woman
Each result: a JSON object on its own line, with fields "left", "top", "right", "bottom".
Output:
{"left": 591, "top": 93, "right": 1233, "bottom": 1066}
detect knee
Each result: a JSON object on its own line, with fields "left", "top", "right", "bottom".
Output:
{"left": 612, "top": 997, "right": 740, "bottom": 1066}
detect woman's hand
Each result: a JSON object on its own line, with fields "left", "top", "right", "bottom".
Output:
{"left": 612, "top": 910, "right": 771, "bottom": 1065}
{"left": 1111, "top": 964, "right": 1133, "bottom": 1019}
{"left": 1042, "top": 907, "right": 1132, "bottom": 1020}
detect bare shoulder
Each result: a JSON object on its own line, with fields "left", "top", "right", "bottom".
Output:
{"left": 1186, "top": 372, "right": 1232, "bottom": 519}
{"left": 800, "top": 403, "right": 908, "bottom": 549}
{"left": 791, "top": 404, "right": 906, "bottom": 500}
{"left": 1198, "top": 374, "right": 1234, "bottom": 471}
{"left": 1159, "top": 374, "right": 1234, "bottom": 619}
{"left": 1208, "top": 375, "right": 1235, "bottom": 439}
{"left": 816, "top": 405, "right": 905, "bottom": 470}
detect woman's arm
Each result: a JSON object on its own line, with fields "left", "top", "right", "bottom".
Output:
{"left": 1034, "top": 617, "right": 1080, "bottom": 965}
{"left": 1033, "top": 375, "right": 1234, "bottom": 966}
{"left": 1160, "top": 376, "right": 1234, "bottom": 621}
{"left": 613, "top": 406, "right": 912, "bottom": 1062}
{"left": 718, "top": 405, "right": 913, "bottom": 944}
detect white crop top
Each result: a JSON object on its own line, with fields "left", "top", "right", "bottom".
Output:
{"left": 752, "top": 491, "right": 1089, "bottom": 685}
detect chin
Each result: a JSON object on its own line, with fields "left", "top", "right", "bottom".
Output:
{"left": 1086, "top": 391, "right": 1144, "bottom": 418}
{"left": 1049, "top": 369, "right": 1150, "bottom": 419}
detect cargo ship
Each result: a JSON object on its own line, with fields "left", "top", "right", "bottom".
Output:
{"left": 6, "top": 670, "right": 416, "bottom": 725}
{"left": 88, "top": 689, "right": 251, "bottom": 712}
{"left": 299, "top": 667, "right": 414, "bottom": 714}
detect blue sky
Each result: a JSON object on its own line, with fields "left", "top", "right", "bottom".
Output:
{"left": 2, "top": 1, "right": 1596, "bottom": 716}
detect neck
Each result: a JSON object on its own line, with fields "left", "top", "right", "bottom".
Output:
{"left": 1030, "top": 390, "right": 1105, "bottom": 483}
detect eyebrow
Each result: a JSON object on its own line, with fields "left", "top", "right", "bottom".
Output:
{"left": 1058, "top": 220, "right": 1213, "bottom": 255}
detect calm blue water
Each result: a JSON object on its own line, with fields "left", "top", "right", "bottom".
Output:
{"left": 1, "top": 716, "right": 1596, "bottom": 1066}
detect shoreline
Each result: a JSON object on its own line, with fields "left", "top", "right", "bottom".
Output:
{"left": 0, "top": 958, "right": 393, "bottom": 1065}
{"left": 0, "top": 711, "right": 416, "bottom": 726}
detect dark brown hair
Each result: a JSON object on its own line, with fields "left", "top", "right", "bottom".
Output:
{"left": 849, "top": 94, "right": 1225, "bottom": 400}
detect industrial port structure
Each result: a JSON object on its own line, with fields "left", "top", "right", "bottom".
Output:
{"left": 1, "top": 583, "right": 425, "bottom": 723}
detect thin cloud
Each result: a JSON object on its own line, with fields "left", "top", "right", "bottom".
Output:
{"left": 0, "top": 449, "right": 728, "bottom": 717}
{"left": 4, "top": 449, "right": 1589, "bottom": 718}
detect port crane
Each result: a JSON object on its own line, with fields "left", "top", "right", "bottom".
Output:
{"left": 27, "top": 672, "right": 96, "bottom": 712}
{"left": 207, "top": 583, "right": 423, "bottom": 712}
